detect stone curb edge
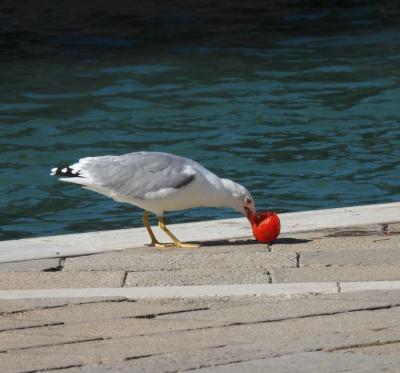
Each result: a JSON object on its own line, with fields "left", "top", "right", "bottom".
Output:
{"left": 1, "top": 281, "right": 400, "bottom": 300}
{"left": 0, "top": 202, "right": 399, "bottom": 263}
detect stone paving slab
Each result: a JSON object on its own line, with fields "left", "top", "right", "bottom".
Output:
{"left": 0, "top": 332, "right": 97, "bottom": 353}
{"left": 3, "top": 301, "right": 399, "bottom": 372}
{"left": 156, "top": 291, "right": 400, "bottom": 324}
{"left": 341, "top": 339, "right": 400, "bottom": 355}
{"left": 0, "top": 319, "right": 64, "bottom": 333}
{"left": 3, "top": 291, "right": 397, "bottom": 333}
{"left": 124, "top": 267, "right": 271, "bottom": 286}
{"left": 273, "top": 232, "right": 400, "bottom": 253}
{"left": 49, "top": 348, "right": 400, "bottom": 373}
{"left": 0, "top": 212, "right": 399, "bottom": 372}
{"left": 0, "top": 282, "right": 341, "bottom": 300}
{"left": 0, "top": 271, "right": 125, "bottom": 290}
{"left": 2, "top": 202, "right": 399, "bottom": 263}
{"left": 279, "top": 223, "right": 385, "bottom": 240}
{"left": 0, "top": 297, "right": 127, "bottom": 314}
{"left": 271, "top": 265, "right": 400, "bottom": 283}
{"left": 0, "top": 318, "right": 225, "bottom": 352}
{"left": 63, "top": 246, "right": 297, "bottom": 272}
{"left": 195, "top": 351, "right": 400, "bottom": 373}
{"left": 0, "top": 290, "right": 399, "bottom": 372}
{"left": 341, "top": 281, "right": 400, "bottom": 293}
{"left": 0, "top": 258, "right": 61, "bottom": 272}
{"left": 0, "top": 351, "right": 91, "bottom": 373}
{"left": 0, "top": 299, "right": 212, "bottom": 323}
{"left": 300, "top": 247, "right": 400, "bottom": 267}
{"left": 2, "top": 290, "right": 399, "bottom": 330}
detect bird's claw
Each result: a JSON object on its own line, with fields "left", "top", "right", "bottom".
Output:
{"left": 146, "top": 242, "right": 175, "bottom": 248}
{"left": 175, "top": 242, "right": 200, "bottom": 249}
{"left": 149, "top": 241, "right": 200, "bottom": 249}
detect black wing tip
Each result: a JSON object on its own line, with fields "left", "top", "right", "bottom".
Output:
{"left": 51, "top": 166, "right": 82, "bottom": 177}
{"left": 175, "top": 174, "right": 196, "bottom": 189}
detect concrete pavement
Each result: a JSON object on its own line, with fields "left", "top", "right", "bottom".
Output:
{"left": 0, "top": 203, "right": 400, "bottom": 372}
{"left": 1, "top": 202, "right": 399, "bottom": 263}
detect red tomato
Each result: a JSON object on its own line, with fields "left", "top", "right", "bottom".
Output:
{"left": 251, "top": 211, "right": 281, "bottom": 243}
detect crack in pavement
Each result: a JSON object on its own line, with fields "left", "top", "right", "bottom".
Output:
{"left": 218, "top": 302, "right": 400, "bottom": 328}
{"left": 120, "top": 271, "right": 128, "bottom": 287}
{"left": 1, "top": 303, "right": 399, "bottom": 362}
{"left": 0, "top": 321, "right": 64, "bottom": 333}
{"left": 124, "top": 353, "right": 163, "bottom": 361}
{"left": 123, "top": 344, "right": 228, "bottom": 363}
{"left": 20, "top": 364, "right": 83, "bottom": 373}
{"left": 181, "top": 347, "right": 326, "bottom": 371}
{"left": 0, "top": 298, "right": 131, "bottom": 316}
{"left": 182, "top": 338, "right": 400, "bottom": 372}
{"left": 141, "top": 303, "right": 400, "bottom": 338}
{"left": 0, "top": 337, "right": 105, "bottom": 354}
{"left": 328, "top": 338, "right": 400, "bottom": 352}
{"left": 129, "top": 307, "right": 211, "bottom": 319}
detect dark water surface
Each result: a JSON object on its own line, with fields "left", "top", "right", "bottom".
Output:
{"left": 1, "top": 2, "right": 399, "bottom": 240}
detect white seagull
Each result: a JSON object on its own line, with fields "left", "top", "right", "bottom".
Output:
{"left": 51, "top": 151, "right": 256, "bottom": 248}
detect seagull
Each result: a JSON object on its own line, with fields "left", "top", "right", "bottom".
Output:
{"left": 51, "top": 151, "right": 256, "bottom": 248}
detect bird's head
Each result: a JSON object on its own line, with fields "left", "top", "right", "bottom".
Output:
{"left": 221, "top": 179, "right": 256, "bottom": 222}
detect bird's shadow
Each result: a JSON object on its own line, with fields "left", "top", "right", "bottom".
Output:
{"left": 274, "top": 237, "right": 313, "bottom": 244}
{"left": 200, "top": 237, "right": 312, "bottom": 247}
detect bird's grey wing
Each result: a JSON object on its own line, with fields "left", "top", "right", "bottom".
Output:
{"left": 79, "top": 152, "right": 196, "bottom": 199}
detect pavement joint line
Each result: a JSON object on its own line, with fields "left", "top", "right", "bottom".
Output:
{"left": 120, "top": 271, "right": 128, "bottom": 287}
{"left": 130, "top": 307, "right": 211, "bottom": 320}
{"left": 1, "top": 202, "right": 399, "bottom": 263}
{"left": 0, "top": 321, "right": 64, "bottom": 333}
{"left": 180, "top": 340, "right": 400, "bottom": 373}
{"left": 1, "top": 281, "right": 400, "bottom": 300}
{"left": 179, "top": 347, "right": 330, "bottom": 372}
{"left": 327, "top": 338, "right": 400, "bottom": 352}
{"left": 0, "top": 298, "right": 131, "bottom": 316}
{"left": 140, "top": 304, "right": 400, "bottom": 339}
{"left": 1, "top": 337, "right": 106, "bottom": 354}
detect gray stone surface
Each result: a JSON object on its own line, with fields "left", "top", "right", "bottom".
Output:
{"left": 0, "top": 297, "right": 128, "bottom": 314}
{"left": 0, "top": 318, "right": 225, "bottom": 352}
{"left": 271, "top": 265, "right": 400, "bottom": 283}
{"left": 9, "top": 303, "right": 400, "bottom": 372}
{"left": 3, "top": 202, "right": 399, "bottom": 263}
{"left": 0, "top": 298, "right": 214, "bottom": 323}
{"left": 156, "top": 291, "right": 400, "bottom": 324}
{"left": 0, "top": 258, "right": 61, "bottom": 272}
{"left": 273, "top": 232, "right": 400, "bottom": 253}
{"left": 125, "top": 267, "right": 271, "bottom": 286}
{"left": 0, "top": 351, "right": 89, "bottom": 373}
{"left": 1, "top": 218, "right": 400, "bottom": 372}
{"left": 64, "top": 245, "right": 297, "bottom": 272}
{"left": 0, "top": 271, "right": 125, "bottom": 290}
{"left": 1, "top": 291, "right": 400, "bottom": 372}
{"left": 195, "top": 351, "right": 400, "bottom": 373}
{"left": 300, "top": 247, "right": 400, "bottom": 267}
{"left": 48, "top": 349, "right": 400, "bottom": 373}
{"left": 389, "top": 222, "right": 400, "bottom": 233}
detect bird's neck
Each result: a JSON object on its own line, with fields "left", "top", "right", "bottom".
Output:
{"left": 219, "top": 178, "right": 244, "bottom": 214}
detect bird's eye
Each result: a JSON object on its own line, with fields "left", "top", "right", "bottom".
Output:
{"left": 245, "top": 197, "right": 252, "bottom": 205}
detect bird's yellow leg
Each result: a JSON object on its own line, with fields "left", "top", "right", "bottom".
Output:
{"left": 142, "top": 211, "right": 174, "bottom": 248}
{"left": 158, "top": 216, "right": 200, "bottom": 249}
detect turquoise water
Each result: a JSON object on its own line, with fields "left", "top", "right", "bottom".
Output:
{"left": 1, "top": 4, "right": 400, "bottom": 240}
